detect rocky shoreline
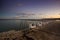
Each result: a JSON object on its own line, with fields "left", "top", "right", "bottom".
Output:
{"left": 0, "top": 21, "right": 60, "bottom": 40}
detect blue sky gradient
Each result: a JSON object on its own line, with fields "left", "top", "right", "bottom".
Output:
{"left": 0, "top": 0, "right": 60, "bottom": 19}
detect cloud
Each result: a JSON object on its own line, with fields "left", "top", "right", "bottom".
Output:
{"left": 59, "top": 13, "right": 60, "bottom": 15}
{"left": 15, "top": 14, "right": 44, "bottom": 19}
{"left": 1, "top": 13, "right": 60, "bottom": 19}
{"left": 16, "top": 12, "right": 35, "bottom": 16}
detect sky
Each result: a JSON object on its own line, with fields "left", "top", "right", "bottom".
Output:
{"left": 0, "top": 0, "right": 60, "bottom": 19}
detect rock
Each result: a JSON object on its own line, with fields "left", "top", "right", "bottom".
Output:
{"left": 0, "top": 21, "right": 60, "bottom": 40}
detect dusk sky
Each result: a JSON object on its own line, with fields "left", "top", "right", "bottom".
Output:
{"left": 0, "top": 0, "right": 60, "bottom": 19}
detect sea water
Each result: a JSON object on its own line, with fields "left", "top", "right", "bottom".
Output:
{"left": 0, "top": 20, "right": 29, "bottom": 32}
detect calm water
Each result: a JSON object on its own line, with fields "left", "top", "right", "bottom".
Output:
{"left": 0, "top": 20, "right": 29, "bottom": 32}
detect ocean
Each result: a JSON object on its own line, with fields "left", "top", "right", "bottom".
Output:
{"left": 0, "top": 20, "right": 30, "bottom": 32}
